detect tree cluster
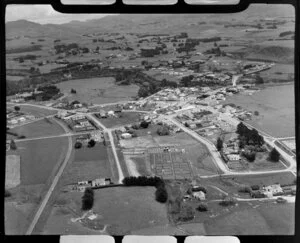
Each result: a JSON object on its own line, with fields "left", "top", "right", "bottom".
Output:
{"left": 81, "top": 188, "right": 94, "bottom": 211}
{"left": 122, "top": 176, "right": 164, "bottom": 188}
{"left": 268, "top": 148, "right": 280, "bottom": 162}
{"left": 236, "top": 122, "right": 264, "bottom": 148}
{"left": 157, "top": 126, "right": 170, "bottom": 136}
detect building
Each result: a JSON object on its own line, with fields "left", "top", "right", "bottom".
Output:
{"left": 121, "top": 133, "right": 132, "bottom": 139}
{"left": 192, "top": 191, "right": 206, "bottom": 201}
{"left": 262, "top": 184, "right": 283, "bottom": 197}
{"left": 226, "top": 154, "right": 241, "bottom": 161}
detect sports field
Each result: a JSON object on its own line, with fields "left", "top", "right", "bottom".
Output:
{"left": 9, "top": 137, "right": 69, "bottom": 185}
{"left": 5, "top": 155, "right": 20, "bottom": 189}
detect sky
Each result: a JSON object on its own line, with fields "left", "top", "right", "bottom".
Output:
{"left": 6, "top": 0, "right": 239, "bottom": 24}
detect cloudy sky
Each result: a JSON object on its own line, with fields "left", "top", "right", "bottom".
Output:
{"left": 6, "top": 0, "right": 240, "bottom": 24}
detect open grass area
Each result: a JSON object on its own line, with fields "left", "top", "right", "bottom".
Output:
{"left": 43, "top": 187, "right": 169, "bottom": 235}
{"left": 204, "top": 201, "right": 294, "bottom": 235}
{"left": 5, "top": 155, "right": 20, "bottom": 189}
{"left": 60, "top": 144, "right": 113, "bottom": 185}
{"left": 5, "top": 184, "right": 45, "bottom": 234}
{"left": 7, "top": 104, "right": 57, "bottom": 118}
{"left": 184, "top": 143, "right": 221, "bottom": 176}
{"left": 222, "top": 84, "right": 295, "bottom": 137}
{"left": 56, "top": 77, "right": 139, "bottom": 105}
{"left": 224, "top": 171, "right": 296, "bottom": 187}
{"left": 8, "top": 137, "right": 69, "bottom": 185}
{"left": 96, "top": 112, "right": 141, "bottom": 128}
{"left": 9, "top": 118, "right": 65, "bottom": 138}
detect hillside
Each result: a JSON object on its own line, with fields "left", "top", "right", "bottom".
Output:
{"left": 244, "top": 45, "right": 294, "bottom": 64}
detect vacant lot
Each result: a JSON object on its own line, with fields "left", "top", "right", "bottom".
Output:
{"left": 56, "top": 77, "right": 139, "bottom": 105}
{"left": 97, "top": 112, "right": 141, "bottom": 128}
{"left": 43, "top": 187, "right": 169, "bottom": 235}
{"left": 9, "top": 118, "right": 65, "bottom": 138}
{"left": 61, "top": 144, "right": 113, "bottom": 184}
{"left": 8, "top": 137, "right": 69, "bottom": 185}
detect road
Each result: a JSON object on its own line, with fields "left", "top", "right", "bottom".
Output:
{"left": 86, "top": 113, "right": 124, "bottom": 183}
{"left": 26, "top": 118, "right": 73, "bottom": 235}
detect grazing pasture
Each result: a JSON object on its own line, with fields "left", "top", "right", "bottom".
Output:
{"left": 56, "top": 77, "right": 139, "bottom": 105}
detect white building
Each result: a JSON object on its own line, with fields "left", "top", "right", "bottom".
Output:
{"left": 192, "top": 191, "right": 206, "bottom": 201}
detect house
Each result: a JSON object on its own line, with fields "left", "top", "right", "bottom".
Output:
{"left": 108, "top": 110, "right": 115, "bottom": 116}
{"left": 192, "top": 191, "right": 206, "bottom": 201}
{"left": 99, "top": 110, "right": 107, "bottom": 118}
{"left": 262, "top": 184, "right": 283, "bottom": 197}
{"left": 227, "top": 154, "right": 240, "bottom": 161}
{"left": 121, "top": 133, "right": 132, "bottom": 139}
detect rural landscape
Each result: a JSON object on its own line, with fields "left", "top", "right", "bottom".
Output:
{"left": 5, "top": 3, "right": 296, "bottom": 235}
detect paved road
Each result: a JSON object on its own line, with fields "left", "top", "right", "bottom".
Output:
{"left": 26, "top": 119, "right": 73, "bottom": 235}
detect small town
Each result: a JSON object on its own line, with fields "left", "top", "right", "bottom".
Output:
{"left": 5, "top": 2, "right": 296, "bottom": 236}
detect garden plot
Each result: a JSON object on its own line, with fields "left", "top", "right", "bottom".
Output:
{"left": 148, "top": 147, "right": 193, "bottom": 180}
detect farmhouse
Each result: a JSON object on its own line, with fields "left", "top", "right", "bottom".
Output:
{"left": 262, "top": 184, "right": 283, "bottom": 197}
{"left": 192, "top": 191, "right": 206, "bottom": 201}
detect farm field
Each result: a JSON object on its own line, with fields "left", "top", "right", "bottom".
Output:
{"left": 96, "top": 112, "right": 142, "bottom": 128}
{"left": 204, "top": 201, "right": 294, "bottom": 235}
{"left": 222, "top": 84, "right": 295, "bottom": 137}
{"left": 43, "top": 187, "right": 169, "bottom": 235}
{"left": 9, "top": 118, "right": 65, "bottom": 139}
{"left": 56, "top": 77, "right": 139, "bottom": 105}
{"left": 7, "top": 137, "right": 69, "bottom": 185}
{"left": 60, "top": 144, "right": 113, "bottom": 185}
{"left": 5, "top": 184, "right": 45, "bottom": 234}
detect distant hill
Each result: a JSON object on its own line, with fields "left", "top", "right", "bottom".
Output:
{"left": 244, "top": 45, "right": 294, "bottom": 64}
{"left": 5, "top": 4, "right": 295, "bottom": 38}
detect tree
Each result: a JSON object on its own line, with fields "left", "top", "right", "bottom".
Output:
{"left": 74, "top": 141, "right": 82, "bottom": 149}
{"left": 70, "top": 88, "right": 77, "bottom": 94}
{"left": 255, "top": 75, "right": 264, "bottom": 84}
{"left": 140, "top": 120, "right": 149, "bottom": 129}
{"left": 254, "top": 111, "right": 259, "bottom": 116}
{"left": 10, "top": 140, "right": 17, "bottom": 150}
{"left": 155, "top": 185, "right": 168, "bottom": 203}
{"left": 157, "top": 126, "right": 170, "bottom": 136}
{"left": 196, "top": 203, "right": 208, "bottom": 212}
{"left": 269, "top": 148, "right": 280, "bottom": 162}
{"left": 216, "top": 137, "right": 223, "bottom": 151}
{"left": 81, "top": 188, "right": 94, "bottom": 211}
{"left": 88, "top": 139, "right": 96, "bottom": 148}
{"left": 14, "top": 106, "right": 20, "bottom": 112}
{"left": 5, "top": 190, "right": 11, "bottom": 198}
{"left": 138, "top": 87, "right": 149, "bottom": 98}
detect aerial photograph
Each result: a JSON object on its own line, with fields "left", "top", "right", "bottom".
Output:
{"left": 5, "top": 2, "right": 296, "bottom": 235}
